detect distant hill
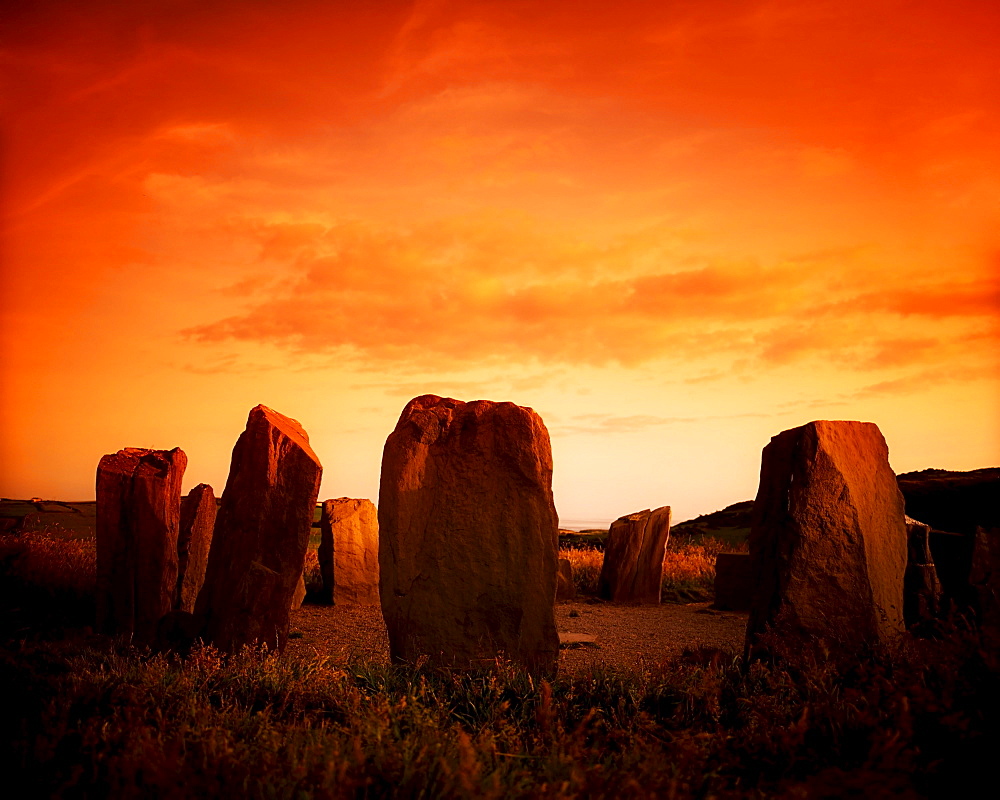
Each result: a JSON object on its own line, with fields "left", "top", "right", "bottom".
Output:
{"left": 896, "top": 467, "right": 999, "bottom": 535}
{"left": 5, "top": 465, "right": 996, "bottom": 546}
{"left": 671, "top": 500, "right": 753, "bottom": 548}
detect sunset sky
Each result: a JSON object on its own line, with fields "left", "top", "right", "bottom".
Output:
{"left": 2, "top": 0, "right": 998, "bottom": 525}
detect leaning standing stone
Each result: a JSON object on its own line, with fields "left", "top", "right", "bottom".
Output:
{"left": 318, "top": 498, "right": 380, "bottom": 605}
{"left": 379, "top": 395, "right": 559, "bottom": 674}
{"left": 556, "top": 558, "right": 577, "bottom": 601}
{"left": 96, "top": 447, "right": 187, "bottom": 643}
{"left": 195, "top": 405, "right": 322, "bottom": 653}
{"left": 598, "top": 506, "right": 671, "bottom": 603}
{"left": 745, "top": 420, "right": 907, "bottom": 653}
{"left": 176, "top": 483, "right": 216, "bottom": 613}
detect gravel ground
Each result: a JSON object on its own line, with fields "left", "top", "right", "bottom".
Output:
{"left": 287, "top": 601, "right": 748, "bottom": 674}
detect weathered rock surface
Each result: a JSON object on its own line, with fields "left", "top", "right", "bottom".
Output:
{"left": 598, "top": 506, "right": 671, "bottom": 603}
{"left": 176, "top": 484, "right": 215, "bottom": 613}
{"left": 556, "top": 558, "right": 576, "bottom": 601}
{"left": 378, "top": 395, "right": 559, "bottom": 674}
{"left": 96, "top": 447, "right": 187, "bottom": 643}
{"left": 195, "top": 406, "right": 322, "bottom": 653}
{"left": 318, "top": 498, "right": 380, "bottom": 605}
{"left": 970, "top": 527, "right": 1000, "bottom": 628}
{"left": 746, "top": 421, "right": 907, "bottom": 652}
{"left": 903, "top": 516, "right": 943, "bottom": 627}
{"left": 290, "top": 574, "right": 307, "bottom": 610}
{"left": 713, "top": 553, "right": 753, "bottom": 611}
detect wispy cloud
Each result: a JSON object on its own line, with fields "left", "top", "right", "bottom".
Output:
{"left": 180, "top": 215, "right": 997, "bottom": 378}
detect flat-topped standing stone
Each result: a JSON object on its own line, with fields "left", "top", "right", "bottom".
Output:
{"left": 318, "top": 498, "right": 380, "bottom": 605}
{"left": 379, "top": 395, "right": 559, "bottom": 675}
{"left": 598, "top": 506, "right": 671, "bottom": 603}
{"left": 746, "top": 421, "right": 907, "bottom": 653}
{"left": 96, "top": 447, "right": 187, "bottom": 643}
{"left": 195, "top": 405, "right": 322, "bottom": 653}
{"left": 176, "top": 483, "right": 216, "bottom": 613}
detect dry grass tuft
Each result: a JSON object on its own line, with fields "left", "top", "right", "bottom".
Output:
{"left": 560, "top": 536, "right": 746, "bottom": 600}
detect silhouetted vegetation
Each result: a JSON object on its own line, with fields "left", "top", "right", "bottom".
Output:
{"left": 2, "top": 527, "right": 996, "bottom": 798}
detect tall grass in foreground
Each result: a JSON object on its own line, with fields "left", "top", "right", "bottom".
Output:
{"left": 2, "top": 527, "right": 998, "bottom": 796}
{"left": 3, "top": 626, "right": 997, "bottom": 798}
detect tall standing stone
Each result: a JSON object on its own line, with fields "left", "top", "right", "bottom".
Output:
{"left": 318, "top": 498, "right": 380, "bottom": 605}
{"left": 598, "top": 506, "right": 671, "bottom": 603}
{"left": 379, "top": 395, "right": 559, "bottom": 674}
{"left": 195, "top": 406, "right": 322, "bottom": 653}
{"left": 746, "top": 421, "right": 907, "bottom": 652}
{"left": 96, "top": 447, "right": 187, "bottom": 643}
{"left": 176, "top": 483, "right": 215, "bottom": 613}
{"left": 970, "top": 527, "right": 1000, "bottom": 629}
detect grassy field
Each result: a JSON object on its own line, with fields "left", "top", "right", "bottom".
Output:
{"left": 1, "top": 527, "right": 997, "bottom": 797}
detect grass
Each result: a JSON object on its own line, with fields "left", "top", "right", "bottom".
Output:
{"left": 3, "top": 618, "right": 996, "bottom": 796}
{"left": 3, "top": 527, "right": 997, "bottom": 797}
{"left": 560, "top": 535, "right": 745, "bottom": 601}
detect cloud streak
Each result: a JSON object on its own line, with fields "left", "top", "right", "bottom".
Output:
{"left": 181, "top": 216, "right": 998, "bottom": 376}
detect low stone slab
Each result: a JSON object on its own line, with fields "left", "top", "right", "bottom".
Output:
{"left": 558, "top": 632, "right": 599, "bottom": 648}
{"left": 713, "top": 553, "right": 753, "bottom": 611}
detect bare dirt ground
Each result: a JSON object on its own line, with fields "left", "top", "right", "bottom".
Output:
{"left": 287, "top": 601, "right": 748, "bottom": 674}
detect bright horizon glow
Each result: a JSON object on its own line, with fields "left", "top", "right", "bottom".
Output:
{"left": 2, "top": 0, "right": 998, "bottom": 523}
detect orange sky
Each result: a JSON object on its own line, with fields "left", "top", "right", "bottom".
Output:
{"left": 2, "top": 0, "right": 998, "bottom": 523}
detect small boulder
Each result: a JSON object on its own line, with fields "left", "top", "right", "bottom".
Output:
{"left": 746, "top": 421, "right": 907, "bottom": 653}
{"left": 318, "top": 498, "right": 380, "bottom": 605}
{"left": 96, "top": 447, "right": 187, "bottom": 643}
{"left": 195, "top": 406, "right": 322, "bottom": 653}
{"left": 598, "top": 506, "right": 671, "bottom": 603}
{"left": 378, "top": 395, "right": 559, "bottom": 674}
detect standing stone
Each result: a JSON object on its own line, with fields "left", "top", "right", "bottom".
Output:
{"left": 598, "top": 506, "right": 671, "bottom": 603}
{"left": 96, "top": 447, "right": 187, "bottom": 643}
{"left": 746, "top": 421, "right": 907, "bottom": 653}
{"left": 195, "top": 405, "right": 322, "bottom": 653}
{"left": 379, "top": 395, "right": 559, "bottom": 674}
{"left": 318, "top": 498, "right": 380, "bottom": 605}
{"left": 903, "top": 516, "right": 943, "bottom": 628}
{"left": 176, "top": 484, "right": 215, "bottom": 613}
{"left": 290, "top": 574, "right": 307, "bottom": 611}
{"left": 556, "top": 558, "right": 576, "bottom": 601}
{"left": 970, "top": 527, "right": 1000, "bottom": 628}
{"left": 713, "top": 553, "right": 754, "bottom": 611}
